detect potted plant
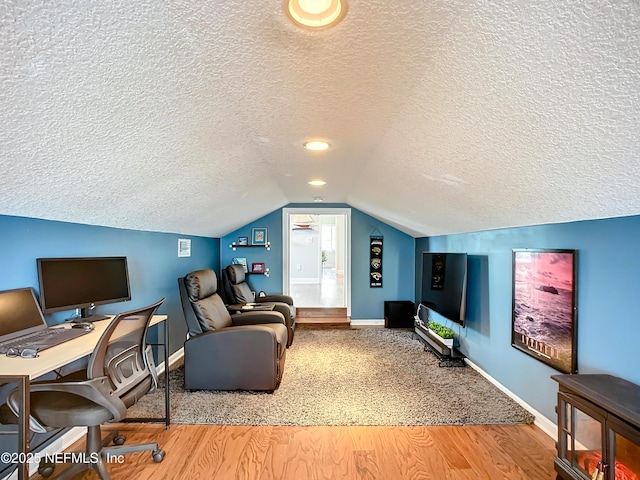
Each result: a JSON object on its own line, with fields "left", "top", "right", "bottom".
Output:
{"left": 427, "top": 321, "right": 455, "bottom": 348}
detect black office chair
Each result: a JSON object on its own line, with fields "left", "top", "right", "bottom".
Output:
{"left": 7, "top": 298, "right": 166, "bottom": 480}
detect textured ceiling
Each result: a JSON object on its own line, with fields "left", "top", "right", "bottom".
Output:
{"left": 1, "top": 1, "right": 639, "bottom": 238}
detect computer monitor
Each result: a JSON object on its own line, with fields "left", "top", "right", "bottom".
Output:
{"left": 0, "top": 288, "right": 48, "bottom": 342}
{"left": 37, "top": 257, "right": 131, "bottom": 322}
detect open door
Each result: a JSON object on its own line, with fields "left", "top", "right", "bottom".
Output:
{"left": 282, "top": 208, "right": 351, "bottom": 316}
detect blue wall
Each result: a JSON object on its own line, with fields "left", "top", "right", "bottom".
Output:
{"left": 6, "top": 210, "right": 639, "bottom": 429}
{"left": 220, "top": 204, "right": 416, "bottom": 319}
{"left": 350, "top": 208, "right": 415, "bottom": 319}
{"left": 0, "top": 215, "right": 220, "bottom": 356}
{"left": 220, "top": 208, "right": 284, "bottom": 296}
{"left": 416, "top": 215, "right": 640, "bottom": 422}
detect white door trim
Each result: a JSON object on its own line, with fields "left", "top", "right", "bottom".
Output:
{"left": 282, "top": 207, "right": 351, "bottom": 316}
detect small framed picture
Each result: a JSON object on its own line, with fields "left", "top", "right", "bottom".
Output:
{"left": 251, "top": 262, "right": 265, "bottom": 274}
{"left": 177, "top": 238, "right": 191, "bottom": 258}
{"left": 232, "top": 257, "right": 248, "bottom": 273}
{"left": 252, "top": 228, "right": 268, "bottom": 246}
{"left": 238, "top": 236, "right": 249, "bottom": 246}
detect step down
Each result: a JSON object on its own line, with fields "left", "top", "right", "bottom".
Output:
{"left": 296, "top": 307, "right": 349, "bottom": 328}
{"left": 297, "top": 307, "right": 347, "bottom": 318}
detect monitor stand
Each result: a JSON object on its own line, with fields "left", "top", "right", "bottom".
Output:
{"left": 67, "top": 307, "right": 109, "bottom": 323}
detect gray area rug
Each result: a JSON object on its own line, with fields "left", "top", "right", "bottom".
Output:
{"left": 130, "top": 328, "right": 534, "bottom": 426}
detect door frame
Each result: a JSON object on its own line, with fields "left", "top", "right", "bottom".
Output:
{"left": 282, "top": 207, "right": 351, "bottom": 316}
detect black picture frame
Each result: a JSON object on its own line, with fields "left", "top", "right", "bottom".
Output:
{"left": 512, "top": 249, "right": 578, "bottom": 374}
{"left": 238, "top": 236, "right": 248, "bottom": 246}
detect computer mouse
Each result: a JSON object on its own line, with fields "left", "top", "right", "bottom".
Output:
{"left": 72, "top": 322, "right": 94, "bottom": 331}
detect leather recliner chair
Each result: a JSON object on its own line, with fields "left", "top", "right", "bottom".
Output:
{"left": 178, "top": 269, "right": 287, "bottom": 392}
{"left": 222, "top": 264, "right": 296, "bottom": 346}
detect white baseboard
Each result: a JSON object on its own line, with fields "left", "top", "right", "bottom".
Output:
{"left": 349, "top": 319, "right": 384, "bottom": 327}
{"left": 463, "top": 357, "right": 557, "bottom": 440}
{"left": 2, "top": 348, "right": 186, "bottom": 480}
{"left": 157, "top": 347, "right": 184, "bottom": 376}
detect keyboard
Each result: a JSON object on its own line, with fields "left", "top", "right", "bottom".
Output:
{"left": 0, "top": 327, "right": 91, "bottom": 355}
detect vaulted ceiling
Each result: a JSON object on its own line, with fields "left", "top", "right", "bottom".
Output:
{"left": 1, "top": 1, "right": 639, "bottom": 238}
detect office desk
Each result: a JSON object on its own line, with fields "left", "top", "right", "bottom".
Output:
{"left": 0, "top": 314, "right": 169, "bottom": 480}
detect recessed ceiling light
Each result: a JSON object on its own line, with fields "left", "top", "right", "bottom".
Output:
{"left": 284, "top": 0, "right": 348, "bottom": 30}
{"left": 308, "top": 180, "right": 327, "bottom": 186}
{"left": 303, "top": 140, "right": 330, "bottom": 151}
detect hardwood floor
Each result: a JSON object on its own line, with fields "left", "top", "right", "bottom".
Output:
{"left": 30, "top": 325, "right": 557, "bottom": 479}
{"left": 35, "top": 423, "right": 557, "bottom": 479}
{"left": 296, "top": 307, "right": 350, "bottom": 328}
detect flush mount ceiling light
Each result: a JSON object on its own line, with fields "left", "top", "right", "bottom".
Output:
{"left": 303, "top": 140, "right": 330, "bottom": 151}
{"left": 308, "top": 180, "right": 327, "bottom": 186}
{"left": 285, "top": 0, "right": 348, "bottom": 30}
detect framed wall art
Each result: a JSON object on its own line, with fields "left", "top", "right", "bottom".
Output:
{"left": 251, "top": 262, "right": 265, "bottom": 274}
{"left": 252, "top": 228, "right": 268, "bottom": 246}
{"left": 512, "top": 249, "right": 578, "bottom": 374}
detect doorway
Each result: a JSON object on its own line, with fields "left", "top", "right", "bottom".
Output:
{"left": 282, "top": 208, "right": 351, "bottom": 315}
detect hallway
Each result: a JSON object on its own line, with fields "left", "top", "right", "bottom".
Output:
{"left": 290, "top": 267, "right": 344, "bottom": 308}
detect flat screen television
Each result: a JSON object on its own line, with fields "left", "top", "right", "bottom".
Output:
{"left": 37, "top": 256, "right": 131, "bottom": 322}
{"left": 421, "top": 252, "right": 467, "bottom": 327}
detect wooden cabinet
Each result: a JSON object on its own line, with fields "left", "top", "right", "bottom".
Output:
{"left": 552, "top": 374, "right": 640, "bottom": 480}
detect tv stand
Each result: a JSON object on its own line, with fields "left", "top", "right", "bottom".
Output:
{"left": 552, "top": 374, "right": 640, "bottom": 479}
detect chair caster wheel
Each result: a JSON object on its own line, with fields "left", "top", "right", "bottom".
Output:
{"left": 152, "top": 449, "right": 165, "bottom": 463}
{"left": 113, "top": 435, "right": 126, "bottom": 445}
{"left": 38, "top": 461, "right": 55, "bottom": 477}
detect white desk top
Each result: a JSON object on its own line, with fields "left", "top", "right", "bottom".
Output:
{"left": 0, "top": 315, "right": 167, "bottom": 380}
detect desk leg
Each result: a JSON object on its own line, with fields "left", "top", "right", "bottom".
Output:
{"left": 16, "top": 376, "right": 29, "bottom": 480}
{"left": 123, "top": 320, "right": 170, "bottom": 427}
{"left": 163, "top": 317, "right": 170, "bottom": 429}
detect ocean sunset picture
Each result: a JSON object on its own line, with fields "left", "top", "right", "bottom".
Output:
{"left": 512, "top": 249, "right": 577, "bottom": 373}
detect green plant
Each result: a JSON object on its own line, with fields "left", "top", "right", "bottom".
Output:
{"left": 427, "top": 321, "right": 455, "bottom": 339}
{"left": 321, "top": 250, "right": 327, "bottom": 264}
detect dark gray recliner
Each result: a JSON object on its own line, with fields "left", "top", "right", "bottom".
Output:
{"left": 7, "top": 299, "right": 166, "bottom": 480}
{"left": 223, "top": 264, "right": 296, "bottom": 346}
{"left": 178, "top": 269, "right": 287, "bottom": 392}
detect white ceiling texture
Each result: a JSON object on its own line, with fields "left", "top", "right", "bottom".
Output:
{"left": 1, "top": 1, "right": 639, "bottom": 238}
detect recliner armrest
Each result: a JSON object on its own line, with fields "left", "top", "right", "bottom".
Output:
{"left": 185, "top": 326, "right": 282, "bottom": 356}
{"left": 231, "top": 311, "right": 285, "bottom": 326}
{"left": 186, "top": 325, "right": 278, "bottom": 347}
{"left": 257, "top": 295, "right": 294, "bottom": 305}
